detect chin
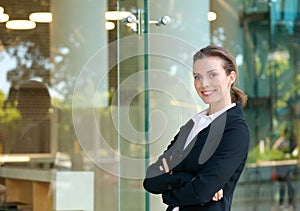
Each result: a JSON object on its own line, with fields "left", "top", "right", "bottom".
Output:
{"left": 200, "top": 98, "right": 212, "bottom": 104}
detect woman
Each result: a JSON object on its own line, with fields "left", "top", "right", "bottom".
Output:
{"left": 143, "top": 45, "right": 250, "bottom": 211}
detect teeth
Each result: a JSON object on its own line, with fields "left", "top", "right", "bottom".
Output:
{"left": 203, "top": 91, "right": 213, "bottom": 95}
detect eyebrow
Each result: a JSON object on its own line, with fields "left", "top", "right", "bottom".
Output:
{"left": 193, "top": 69, "right": 218, "bottom": 75}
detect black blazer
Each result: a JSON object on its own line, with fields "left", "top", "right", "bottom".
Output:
{"left": 143, "top": 104, "right": 250, "bottom": 211}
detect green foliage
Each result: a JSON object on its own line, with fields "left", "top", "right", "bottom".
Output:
{"left": 294, "top": 74, "right": 300, "bottom": 96}
{"left": 0, "top": 90, "right": 22, "bottom": 152}
{"left": 0, "top": 95, "right": 21, "bottom": 124}
{"left": 247, "top": 145, "right": 286, "bottom": 164}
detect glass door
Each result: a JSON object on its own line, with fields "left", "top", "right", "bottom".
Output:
{"left": 115, "top": 1, "right": 149, "bottom": 210}
{"left": 114, "top": 0, "right": 210, "bottom": 210}
{"left": 71, "top": 0, "right": 210, "bottom": 210}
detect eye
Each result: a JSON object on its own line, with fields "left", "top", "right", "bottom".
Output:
{"left": 209, "top": 72, "right": 217, "bottom": 78}
{"left": 194, "top": 75, "right": 201, "bottom": 80}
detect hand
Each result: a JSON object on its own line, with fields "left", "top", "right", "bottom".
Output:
{"left": 212, "top": 189, "right": 223, "bottom": 201}
{"left": 159, "top": 157, "right": 172, "bottom": 174}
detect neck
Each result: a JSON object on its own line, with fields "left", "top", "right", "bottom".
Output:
{"left": 208, "top": 101, "right": 233, "bottom": 115}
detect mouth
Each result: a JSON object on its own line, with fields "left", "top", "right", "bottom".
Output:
{"left": 201, "top": 90, "right": 214, "bottom": 97}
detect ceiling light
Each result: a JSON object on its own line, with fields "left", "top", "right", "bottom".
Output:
{"left": 105, "top": 11, "right": 132, "bottom": 21}
{"left": 207, "top": 11, "right": 217, "bottom": 21}
{"left": 0, "top": 155, "right": 30, "bottom": 162}
{"left": 29, "top": 12, "right": 52, "bottom": 23}
{"left": 126, "top": 23, "right": 137, "bottom": 31}
{"left": 6, "top": 20, "right": 36, "bottom": 30}
{"left": 105, "top": 21, "right": 115, "bottom": 30}
{"left": 0, "top": 13, "right": 9, "bottom": 22}
{"left": 0, "top": 6, "right": 4, "bottom": 14}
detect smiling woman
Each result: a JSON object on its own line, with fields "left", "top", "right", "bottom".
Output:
{"left": 143, "top": 45, "right": 250, "bottom": 211}
{"left": 193, "top": 46, "right": 247, "bottom": 113}
{"left": 193, "top": 57, "right": 236, "bottom": 112}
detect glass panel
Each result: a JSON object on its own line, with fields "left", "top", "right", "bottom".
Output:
{"left": 115, "top": 1, "right": 211, "bottom": 210}
{"left": 0, "top": 0, "right": 117, "bottom": 210}
{"left": 147, "top": 1, "right": 209, "bottom": 210}
{"left": 0, "top": 0, "right": 53, "bottom": 156}
{"left": 239, "top": 0, "right": 300, "bottom": 209}
{"left": 115, "top": 0, "right": 147, "bottom": 211}
{"left": 52, "top": 1, "right": 118, "bottom": 210}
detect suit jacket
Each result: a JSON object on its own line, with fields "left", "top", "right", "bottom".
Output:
{"left": 143, "top": 104, "right": 250, "bottom": 211}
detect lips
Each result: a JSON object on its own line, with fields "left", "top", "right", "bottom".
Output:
{"left": 201, "top": 90, "right": 214, "bottom": 97}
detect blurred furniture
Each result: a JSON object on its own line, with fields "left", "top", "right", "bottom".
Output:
{"left": 0, "top": 167, "right": 94, "bottom": 211}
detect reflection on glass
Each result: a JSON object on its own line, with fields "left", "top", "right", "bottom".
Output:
{"left": 6, "top": 80, "right": 51, "bottom": 154}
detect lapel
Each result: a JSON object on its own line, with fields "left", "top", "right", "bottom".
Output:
{"left": 169, "top": 119, "right": 194, "bottom": 168}
{"left": 175, "top": 119, "right": 194, "bottom": 150}
{"left": 198, "top": 112, "right": 227, "bottom": 164}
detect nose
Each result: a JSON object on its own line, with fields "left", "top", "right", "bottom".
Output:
{"left": 201, "top": 77, "right": 210, "bottom": 87}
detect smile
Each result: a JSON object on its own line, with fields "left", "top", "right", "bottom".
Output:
{"left": 201, "top": 90, "right": 214, "bottom": 96}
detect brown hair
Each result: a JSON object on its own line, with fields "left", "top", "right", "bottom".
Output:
{"left": 193, "top": 45, "right": 248, "bottom": 107}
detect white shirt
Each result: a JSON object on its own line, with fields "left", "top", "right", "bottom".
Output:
{"left": 173, "top": 103, "right": 236, "bottom": 211}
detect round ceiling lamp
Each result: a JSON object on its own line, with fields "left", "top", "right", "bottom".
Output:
{"left": 6, "top": 20, "right": 36, "bottom": 30}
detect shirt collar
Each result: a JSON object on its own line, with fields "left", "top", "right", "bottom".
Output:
{"left": 209, "top": 103, "right": 236, "bottom": 120}
{"left": 192, "top": 103, "right": 236, "bottom": 122}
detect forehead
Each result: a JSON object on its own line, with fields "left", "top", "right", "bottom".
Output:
{"left": 193, "top": 57, "right": 224, "bottom": 73}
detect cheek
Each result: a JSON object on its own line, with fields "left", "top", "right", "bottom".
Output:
{"left": 216, "top": 77, "right": 230, "bottom": 87}
{"left": 220, "top": 80, "right": 231, "bottom": 92}
{"left": 194, "top": 80, "right": 200, "bottom": 89}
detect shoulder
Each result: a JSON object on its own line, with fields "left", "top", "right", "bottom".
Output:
{"left": 225, "top": 104, "right": 249, "bottom": 130}
{"left": 212, "top": 104, "right": 248, "bottom": 131}
{"left": 227, "top": 103, "right": 245, "bottom": 119}
{"left": 220, "top": 104, "right": 250, "bottom": 147}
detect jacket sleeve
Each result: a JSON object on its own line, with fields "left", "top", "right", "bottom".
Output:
{"left": 143, "top": 168, "right": 195, "bottom": 194}
{"left": 162, "top": 120, "right": 250, "bottom": 206}
{"left": 143, "top": 132, "right": 195, "bottom": 194}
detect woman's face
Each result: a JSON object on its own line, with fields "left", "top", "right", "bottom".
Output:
{"left": 193, "top": 56, "right": 236, "bottom": 110}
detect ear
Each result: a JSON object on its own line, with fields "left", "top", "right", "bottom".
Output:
{"left": 229, "top": 71, "right": 236, "bottom": 85}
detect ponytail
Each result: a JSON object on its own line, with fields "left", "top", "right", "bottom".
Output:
{"left": 231, "top": 86, "right": 248, "bottom": 108}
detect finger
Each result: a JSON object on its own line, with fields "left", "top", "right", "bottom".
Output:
{"left": 217, "top": 192, "right": 223, "bottom": 200}
{"left": 212, "top": 193, "right": 219, "bottom": 201}
{"left": 162, "top": 158, "right": 170, "bottom": 173}
{"left": 212, "top": 189, "right": 223, "bottom": 201}
{"left": 159, "top": 166, "right": 164, "bottom": 171}
{"left": 219, "top": 189, "right": 223, "bottom": 199}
